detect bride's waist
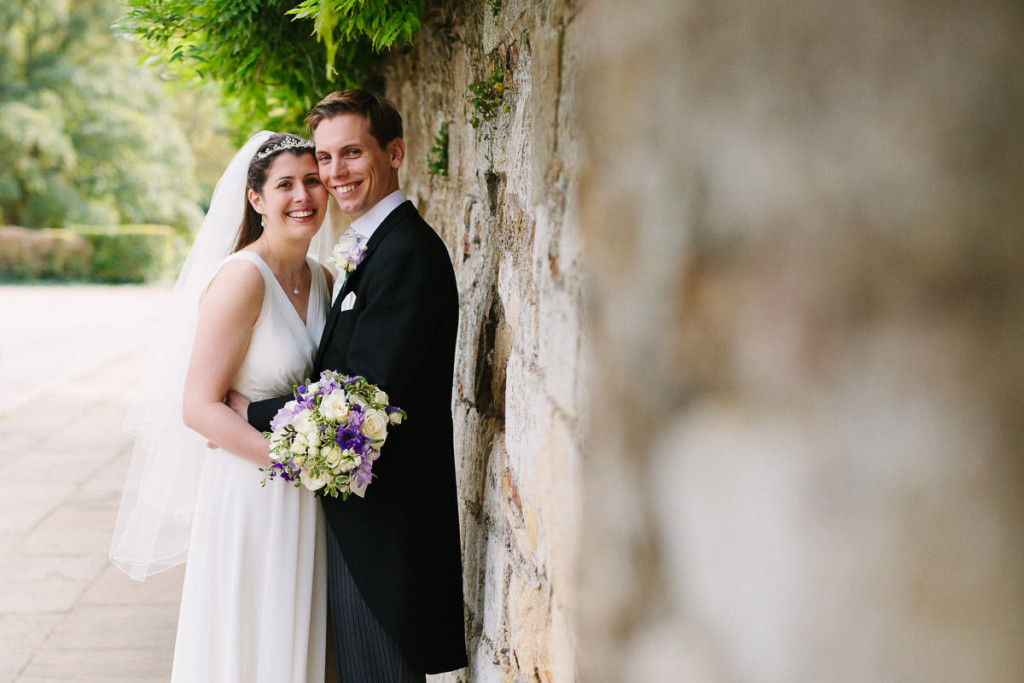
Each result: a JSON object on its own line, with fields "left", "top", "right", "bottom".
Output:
{"left": 242, "top": 391, "right": 278, "bottom": 402}
{"left": 232, "top": 383, "right": 300, "bottom": 402}
{"left": 231, "top": 370, "right": 310, "bottom": 402}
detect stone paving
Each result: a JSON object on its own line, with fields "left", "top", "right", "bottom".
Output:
{"left": 0, "top": 284, "right": 181, "bottom": 682}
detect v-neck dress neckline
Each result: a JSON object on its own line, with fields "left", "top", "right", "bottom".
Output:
{"left": 241, "top": 251, "right": 317, "bottom": 327}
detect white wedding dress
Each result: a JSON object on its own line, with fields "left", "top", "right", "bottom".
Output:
{"left": 171, "top": 251, "right": 329, "bottom": 683}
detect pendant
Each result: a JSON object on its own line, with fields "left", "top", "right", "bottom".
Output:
{"left": 293, "top": 288, "right": 300, "bottom": 295}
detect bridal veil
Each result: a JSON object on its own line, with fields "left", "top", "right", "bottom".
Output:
{"left": 109, "top": 131, "right": 341, "bottom": 580}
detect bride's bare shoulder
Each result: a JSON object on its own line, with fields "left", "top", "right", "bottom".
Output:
{"left": 203, "top": 257, "right": 264, "bottom": 316}
{"left": 212, "top": 256, "right": 263, "bottom": 286}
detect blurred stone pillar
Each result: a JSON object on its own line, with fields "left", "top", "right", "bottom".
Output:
{"left": 577, "top": 0, "right": 1024, "bottom": 680}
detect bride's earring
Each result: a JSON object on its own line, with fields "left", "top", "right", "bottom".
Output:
{"left": 261, "top": 215, "right": 266, "bottom": 229}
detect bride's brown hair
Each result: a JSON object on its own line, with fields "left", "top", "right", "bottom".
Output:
{"left": 233, "top": 133, "right": 316, "bottom": 252}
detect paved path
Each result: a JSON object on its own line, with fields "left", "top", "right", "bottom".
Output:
{"left": 0, "top": 285, "right": 182, "bottom": 682}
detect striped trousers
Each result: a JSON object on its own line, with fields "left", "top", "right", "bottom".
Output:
{"left": 325, "top": 524, "right": 425, "bottom": 683}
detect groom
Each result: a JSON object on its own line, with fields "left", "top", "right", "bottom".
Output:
{"left": 241, "top": 89, "right": 467, "bottom": 680}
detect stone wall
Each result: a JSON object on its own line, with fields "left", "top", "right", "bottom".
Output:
{"left": 379, "top": 1, "right": 1023, "bottom": 680}
{"left": 380, "top": 1, "right": 581, "bottom": 680}
{"left": 577, "top": 0, "right": 1024, "bottom": 681}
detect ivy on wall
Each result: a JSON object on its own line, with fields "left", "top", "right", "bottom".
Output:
{"left": 426, "top": 121, "right": 450, "bottom": 178}
{"left": 465, "top": 60, "right": 507, "bottom": 129}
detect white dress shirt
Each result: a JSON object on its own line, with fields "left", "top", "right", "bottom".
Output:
{"left": 349, "top": 189, "right": 407, "bottom": 245}
{"left": 332, "top": 189, "right": 407, "bottom": 303}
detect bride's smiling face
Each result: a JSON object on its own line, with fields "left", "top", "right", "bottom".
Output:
{"left": 248, "top": 152, "right": 327, "bottom": 239}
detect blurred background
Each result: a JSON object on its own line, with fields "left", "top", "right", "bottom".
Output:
{"left": 0, "top": 0, "right": 234, "bottom": 283}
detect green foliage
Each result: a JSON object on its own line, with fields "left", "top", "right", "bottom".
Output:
{"left": 289, "top": 0, "right": 426, "bottom": 79}
{"left": 0, "top": 227, "right": 91, "bottom": 281}
{"left": 0, "top": 0, "right": 432, "bottom": 236}
{"left": 487, "top": 0, "right": 502, "bottom": 18}
{"left": 119, "top": 0, "right": 426, "bottom": 132}
{"left": 119, "top": 0, "right": 344, "bottom": 134}
{"left": 465, "top": 61, "right": 507, "bottom": 129}
{"left": 0, "top": 0, "right": 206, "bottom": 231}
{"left": 160, "top": 82, "right": 238, "bottom": 213}
{"left": 427, "top": 122, "right": 450, "bottom": 178}
{"left": 0, "top": 224, "right": 178, "bottom": 282}
{"left": 74, "top": 224, "right": 178, "bottom": 283}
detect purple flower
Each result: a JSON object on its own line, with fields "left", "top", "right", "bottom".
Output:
{"left": 296, "top": 390, "right": 316, "bottom": 410}
{"left": 269, "top": 402, "right": 301, "bottom": 430}
{"left": 318, "top": 372, "right": 339, "bottom": 395}
{"left": 352, "top": 458, "right": 375, "bottom": 488}
{"left": 271, "top": 461, "right": 296, "bottom": 483}
{"left": 335, "top": 424, "right": 365, "bottom": 452}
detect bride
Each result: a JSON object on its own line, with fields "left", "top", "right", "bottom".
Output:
{"left": 109, "top": 131, "right": 337, "bottom": 681}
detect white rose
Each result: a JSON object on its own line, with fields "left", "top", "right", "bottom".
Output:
{"left": 320, "top": 390, "right": 350, "bottom": 422}
{"left": 323, "top": 443, "right": 343, "bottom": 470}
{"left": 360, "top": 408, "right": 388, "bottom": 441}
{"left": 388, "top": 410, "right": 403, "bottom": 425}
{"left": 289, "top": 434, "right": 307, "bottom": 454}
{"left": 299, "top": 468, "right": 328, "bottom": 492}
{"left": 373, "top": 388, "right": 389, "bottom": 405}
{"left": 293, "top": 409, "right": 316, "bottom": 434}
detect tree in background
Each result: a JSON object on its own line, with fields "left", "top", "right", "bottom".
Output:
{"left": 0, "top": 0, "right": 428, "bottom": 231}
{"left": 0, "top": 0, "right": 208, "bottom": 230}
{"left": 160, "top": 81, "right": 238, "bottom": 214}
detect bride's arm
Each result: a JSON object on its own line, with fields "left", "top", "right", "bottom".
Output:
{"left": 182, "top": 259, "right": 271, "bottom": 466}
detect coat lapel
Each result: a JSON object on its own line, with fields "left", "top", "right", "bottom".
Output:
{"left": 314, "top": 201, "right": 416, "bottom": 368}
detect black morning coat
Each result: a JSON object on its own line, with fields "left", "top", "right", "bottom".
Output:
{"left": 249, "top": 201, "right": 468, "bottom": 674}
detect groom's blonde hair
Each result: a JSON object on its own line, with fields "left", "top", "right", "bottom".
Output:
{"left": 306, "top": 89, "right": 403, "bottom": 151}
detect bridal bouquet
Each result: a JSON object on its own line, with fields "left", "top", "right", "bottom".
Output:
{"left": 261, "top": 370, "right": 406, "bottom": 499}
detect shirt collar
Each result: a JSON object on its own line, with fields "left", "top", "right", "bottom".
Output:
{"left": 350, "top": 189, "right": 407, "bottom": 241}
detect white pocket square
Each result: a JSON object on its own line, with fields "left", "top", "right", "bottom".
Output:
{"left": 340, "top": 291, "right": 357, "bottom": 311}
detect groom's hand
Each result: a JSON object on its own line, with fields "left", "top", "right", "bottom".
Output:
{"left": 225, "top": 389, "right": 250, "bottom": 421}
{"left": 206, "top": 390, "right": 251, "bottom": 449}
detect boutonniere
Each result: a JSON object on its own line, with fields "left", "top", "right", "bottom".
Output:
{"left": 330, "top": 231, "right": 366, "bottom": 279}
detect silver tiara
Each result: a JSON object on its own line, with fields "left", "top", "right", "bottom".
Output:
{"left": 255, "top": 136, "right": 315, "bottom": 160}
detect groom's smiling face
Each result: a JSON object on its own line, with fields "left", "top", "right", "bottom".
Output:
{"left": 314, "top": 113, "right": 405, "bottom": 220}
